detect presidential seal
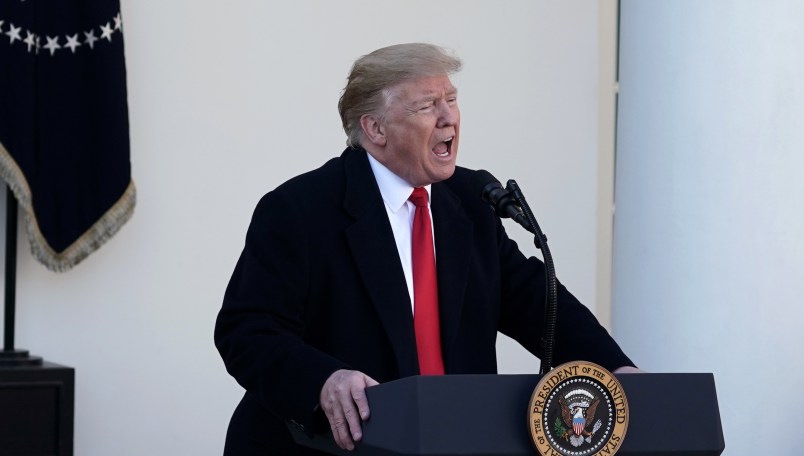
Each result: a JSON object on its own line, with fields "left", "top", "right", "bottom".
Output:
{"left": 528, "top": 361, "right": 628, "bottom": 456}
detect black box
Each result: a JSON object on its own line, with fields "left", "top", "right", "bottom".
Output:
{"left": 0, "top": 362, "right": 74, "bottom": 456}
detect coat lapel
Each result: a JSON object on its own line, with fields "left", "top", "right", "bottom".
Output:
{"left": 342, "top": 148, "right": 419, "bottom": 377}
{"left": 431, "top": 181, "right": 473, "bottom": 370}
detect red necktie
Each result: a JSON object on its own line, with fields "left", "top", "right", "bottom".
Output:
{"left": 409, "top": 187, "right": 445, "bottom": 375}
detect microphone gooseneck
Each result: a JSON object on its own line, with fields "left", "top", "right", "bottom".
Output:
{"left": 470, "top": 170, "right": 557, "bottom": 373}
{"left": 506, "top": 179, "right": 557, "bottom": 374}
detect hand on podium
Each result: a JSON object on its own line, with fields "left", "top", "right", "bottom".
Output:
{"left": 319, "top": 369, "right": 380, "bottom": 451}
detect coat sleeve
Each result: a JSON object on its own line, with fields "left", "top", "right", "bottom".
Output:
{"left": 494, "top": 219, "right": 635, "bottom": 371}
{"left": 214, "top": 188, "right": 348, "bottom": 429}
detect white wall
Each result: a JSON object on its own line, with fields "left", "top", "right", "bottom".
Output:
{"left": 1, "top": 2, "right": 613, "bottom": 455}
{"left": 614, "top": 1, "right": 804, "bottom": 455}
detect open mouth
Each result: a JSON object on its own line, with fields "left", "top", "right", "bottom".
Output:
{"left": 432, "top": 137, "right": 454, "bottom": 157}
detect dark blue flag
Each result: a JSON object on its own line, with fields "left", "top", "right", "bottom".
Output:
{"left": 0, "top": 1, "right": 135, "bottom": 272}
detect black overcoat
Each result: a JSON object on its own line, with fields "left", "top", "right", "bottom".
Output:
{"left": 214, "top": 147, "right": 633, "bottom": 454}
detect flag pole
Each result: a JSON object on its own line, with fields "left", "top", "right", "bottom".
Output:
{"left": 1, "top": 185, "right": 41, "bottom": 366}
{"left": 4, "top": 186, "right": 17, "bottom": 352}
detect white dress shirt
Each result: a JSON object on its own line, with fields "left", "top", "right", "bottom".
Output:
{"left": 366, "top": 152, "right": 436, "bottom": 314}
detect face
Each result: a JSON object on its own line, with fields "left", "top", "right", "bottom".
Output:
{"left": 364, "top": 75, "right": 460, "bottom": 187}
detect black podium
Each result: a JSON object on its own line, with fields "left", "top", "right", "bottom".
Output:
{"left": 290, "top": 374, "right": 724, "bottom": 456}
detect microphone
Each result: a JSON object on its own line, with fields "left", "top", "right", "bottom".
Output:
{"left": 469, "top": 170, "right": 535, "bottom": 235}
{"left": 470, "top": 169, "right": 557, "bottom": 373}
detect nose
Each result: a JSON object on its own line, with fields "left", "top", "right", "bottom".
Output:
{"left": 436, "top": 99, "right": 459, "bottom": 128}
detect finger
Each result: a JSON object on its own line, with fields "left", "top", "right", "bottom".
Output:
{"left": 322, "top": 398, "right": 352, "bottom": 450}
{"left": 339, "top": 385, "right": 364, "bottom": 443}
{"left": 352, "top": 382, "right": 372, "bottom": 422}
{"left": 328, "top": 405, "right": 355, "bottom": 450}
{"left": 355, "top": 374, "right": 379, "bottom": 421}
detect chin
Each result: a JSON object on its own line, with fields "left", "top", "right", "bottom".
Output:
{"left": 431, "top": 166, "right": 457, "bottom": 184}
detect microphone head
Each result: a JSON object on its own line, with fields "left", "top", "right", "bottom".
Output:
{"left": 469, "top": 169, "right": 502, "bottom": 198}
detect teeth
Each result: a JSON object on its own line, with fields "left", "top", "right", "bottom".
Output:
{"left": 433, "top": 137, "right": 454, "bottom": 157}
{"left": 433, "top": 141, "right": 450, "bottom": 157}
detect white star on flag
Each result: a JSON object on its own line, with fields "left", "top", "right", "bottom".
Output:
{"left": 43, "top": 35, "right": 60, "bottom": 56}
{"left": 114, "top": 13, "right": 123, "bottom": 31}
{"left": 23, "top": 30, "right": 36, "bottom": 53}
{"left": 84, "top": 30, "right": 98, "bottom": 49}
{"left": 64, "top": 34, "right": 81, "bottom": 53}
{"left": 6, "top": 23, "right": 22, "bottom": 44}
{"left": 100, "top": 22, "right": 114, "bottom": 42}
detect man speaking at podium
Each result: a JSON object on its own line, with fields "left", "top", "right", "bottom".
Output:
{"left": 215, "top": 43, "right": 637, "bottom": 455}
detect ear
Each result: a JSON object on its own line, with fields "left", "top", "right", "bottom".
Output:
{"left": 359, "top": 114, "right": 386, "bottom": 147}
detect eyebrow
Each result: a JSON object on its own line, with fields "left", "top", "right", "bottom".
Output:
{"left": 412, "top": 87, "right": 459, "bottom": 104}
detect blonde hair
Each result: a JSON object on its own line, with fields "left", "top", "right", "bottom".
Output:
{"left": 338, "top": 43, "right": 462, "bottom": 147}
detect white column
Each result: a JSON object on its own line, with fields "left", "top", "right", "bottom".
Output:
{"left": 614, "top": 1, "right": 804, "bottom": 454}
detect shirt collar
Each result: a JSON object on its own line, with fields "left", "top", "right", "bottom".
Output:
{"left": 366, "top": 152, "right": 431, "bottom": 212}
